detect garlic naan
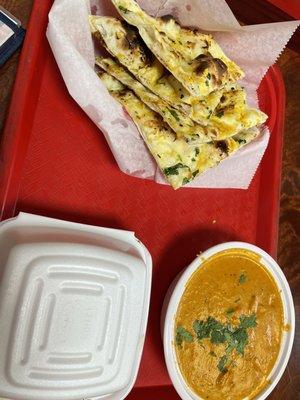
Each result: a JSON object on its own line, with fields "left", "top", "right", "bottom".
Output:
{"left": 111, "top": 0, "right": 244, "bottom": 96}
{"left": 97, "top": 70, "right": 260, "bottom": 189}
{"left": 89, "top": 15, "right": 224, "bottom": 122}
{"left": 95, "top": 55, "right": 267, "bottom": 141}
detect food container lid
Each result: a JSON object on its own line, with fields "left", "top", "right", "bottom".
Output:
{"left": 0, "top": 213, "right": 152, "bottom": 400}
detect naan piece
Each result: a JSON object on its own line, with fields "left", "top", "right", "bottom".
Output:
{"left": 210, "top": 89, "right": 267, "bottom": 138}
{"left": 96, "top": 55, "right": 216, "bottom": 143}
{"left": 97, "top": 70, "right": 260, "bottom": 189}
{"left": 89, "top": 15, "right": 224, "bottom": 122}
{"left": 111, "top": 0, "right": 244, "bottom": 96}
{"left": 96, "top": 55, "right": 267, "bottom": 141}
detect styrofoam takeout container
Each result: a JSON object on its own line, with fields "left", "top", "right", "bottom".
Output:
{"left": 163, "top": 242, "right": 295, "bottom": 400}
{"left": 0, "top": 213, "right": 152, "bottom": 400}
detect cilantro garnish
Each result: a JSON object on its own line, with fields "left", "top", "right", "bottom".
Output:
{"left": 237, "top": 138, "right": 247, "bottom": 144}
{"left": 207, "top": 110, "right": 213, "bottom": 119}
{"left": 182, "top": 177, "right": 190, "bottom": 185}
{"left": 239, "top": 314, "right": 257, "bottom": 329}
{"left": 118, "top": 5, "right": 130, "bottom": 13}
{"left": 218, "top": 355, "right": 228, "bottom": 373}
{"left": 232, "top": 327, "right": 249, "bottom": 355}
{"left": 176, "top": 326, "right": 193, "bottom": 346}
{"left": 226, "top": 308, "right": 235, "bottom": 316}
{"left": 169, "top": 109, "right": 180, "bottom": 122}
{"left": 238, "top": 273, "right": 247, "bottom": 284}
{"left": 193, "top": 317, "right": 219, "bottom": 340}
{"left": 163, "top": 163, "right": 186, "bottom": 176}
{"left": 191, "top": 314, "right": 257, "bottom": 373}
{"left": 211, "top": 329, "right": 226, "bottom": 344}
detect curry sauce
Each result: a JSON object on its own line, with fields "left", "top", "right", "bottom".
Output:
{"left": 174, "top": 249, "right": 284, "bottom": 399}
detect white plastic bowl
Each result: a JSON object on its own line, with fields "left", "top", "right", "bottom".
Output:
{"left": 163, "top": 242, "right": 295, "bottom": 400}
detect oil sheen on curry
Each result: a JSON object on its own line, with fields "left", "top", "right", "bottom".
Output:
{"left": 174, "top": 249, "right": 284, "bottom": 399}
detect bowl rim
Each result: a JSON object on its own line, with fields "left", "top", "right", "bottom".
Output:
{"left": 163, "top": 241, "right": 295, "bottom": 400}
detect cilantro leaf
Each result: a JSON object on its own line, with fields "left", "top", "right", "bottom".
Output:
{"left": 192, "top": 313, "right": 257, "bottom": 371}
{"left": 238, "top": 273, "right": 247, "bottom": 284}
{"left": 169, "top": 109, "right": 180, "bottom": 121}
{"left": 211, "top": 329, "right": 226, "bottom": 344}
{"left": 239, "top": 314, "right": 257, "bottom": 329}
{"left": 207, "top": 109, "right": 212, "bottom": 119}
{"left": 233, "top": 328, "right": 249, "bottom": 355}
{"left": 237, "top": 138, "right": 247, "bottom": 144}
{"left": 226, "top": 308, "right": 235, "bottom": 316}
{"left": 193, "top": 317, "right": 223, "bottom": 341}
{"left": 217, "top": 355, "right": 228, "bottom": 373}
{"left": 193, "top": 320, "right": 211, "bottom": 340}
{"left": 176, "top": 326, "right": 193, "bottom": 346}
{"left": 118, "top": 5, "right": 130, "bottom": 13}
{"left": 163, "top": 163, "right": 185, "bottom": 176}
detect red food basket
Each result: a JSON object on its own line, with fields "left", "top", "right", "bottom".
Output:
{"left": 0, "top": 0, "right": 285, "bottom": 398}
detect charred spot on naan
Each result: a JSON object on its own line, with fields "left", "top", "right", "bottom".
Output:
{"left": 194, "top": 53, "right": 228, "bottom": 86}
{"left": 119, "top": 21, "right": 153, "bottom": 65}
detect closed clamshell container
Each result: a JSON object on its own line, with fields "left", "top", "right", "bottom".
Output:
{"left": 0, "top": 213, "right": 152, "bottom": 400}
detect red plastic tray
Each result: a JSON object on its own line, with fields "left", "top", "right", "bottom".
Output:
{"left": 0, "top": 0, "right": 285, "bottom": 398}
{"left": 267, "top": 0, "right": 300, "bottom": 19}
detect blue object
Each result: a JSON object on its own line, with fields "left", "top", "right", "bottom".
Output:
{"left": 0, "top": 8, "right": 25, "bottom": 67}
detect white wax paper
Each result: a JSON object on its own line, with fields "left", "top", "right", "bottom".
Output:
{"left": 47, "top": 0, "right": 299, "bottom": 188}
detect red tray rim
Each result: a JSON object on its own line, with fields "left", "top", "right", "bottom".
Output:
{"left": 0, "top": 0, "right": 51, "bottom": 221}
{"left": 0, "top": 0, "right": 286, "bottom": 258}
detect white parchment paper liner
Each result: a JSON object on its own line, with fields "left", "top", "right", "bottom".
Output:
{"left": 47, "top": 0, "right": 299, "bottom": 188}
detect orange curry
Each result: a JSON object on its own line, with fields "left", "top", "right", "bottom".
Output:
{"left": 174, "top": 249, "right": 284, "bottom": 400}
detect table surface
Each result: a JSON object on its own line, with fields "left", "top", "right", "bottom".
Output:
{"left": 0, "top": 1, "right": 299, "bottom": 399}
